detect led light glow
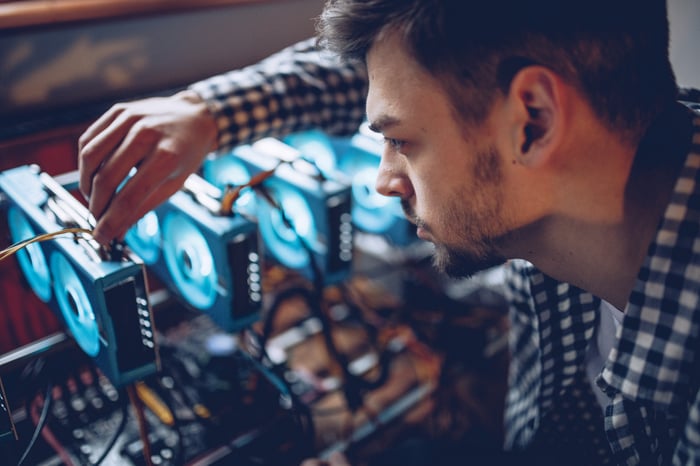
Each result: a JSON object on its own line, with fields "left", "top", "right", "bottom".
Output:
{"left": 202, "top": 156, "right": 256, "bottom": 213}
{"left": 339, "top": 153, "right": 402, "bottom": 233}
{"left": 126, "top": 211, "right": 161, "bottom": 264}
{"left": 50, "top": 252, "right": 100, "bottom": 357}
{"left": 162, "top": 212, "right": 218, "bottom": 310}
{"left": 258, "top": 180, "right": 319, "bottom": 269}
{"left": 8, "top": 207, "right": 52, "bottom": 302}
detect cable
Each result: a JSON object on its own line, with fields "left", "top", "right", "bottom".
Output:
{"left": 126, "top": 384, "right": 154, "bottom": 466}
{"left": 16, "top": 381, "right": 53, "bottom": 466}
{"left": 151, "top": 378, "right": 185, "bottom": 465}
{"left": 260, "top": 285, "right": 315, "bottom": 349}
{"left": 155, "top": 347, "right": 216, "bottom": 428}
{"left": 0, "top": 227, "right": 93, "bottom": 262}
{"left": 245, "top": 328, "right": 316, "bottom": 458}
{"left": 254, "top": 181, "right": 395, "bottom": 413}
{"left": 91, "top": 393, "right": 129, "bottom": 466}
{"left": 234, "top": 157, "right": 399, "bottom": 449}
{"left": 217, "top": 154, "right": 327, "bottom": 215}
{"left": 218, "top": 162, "right": 285, "bottom": 214}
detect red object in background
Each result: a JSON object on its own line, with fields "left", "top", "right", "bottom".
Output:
{"left": 0, "top": 258, "right": 62, "bottom": 354}
{"left": 0, "top": 123, "right": 87, "bottom": 354}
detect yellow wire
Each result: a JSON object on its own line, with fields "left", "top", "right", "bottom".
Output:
{"left": 127, "top": 383, "right": 154, "bottom": 466}
{"left": 0, "top": 227, "right": 94, "bottom": 262}
{"left": 219, "top": 162, "right": 285, "bottom": 214}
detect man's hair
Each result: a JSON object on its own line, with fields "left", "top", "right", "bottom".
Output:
{"left": 317, "top": 0, "right": 678, "bottom": 143}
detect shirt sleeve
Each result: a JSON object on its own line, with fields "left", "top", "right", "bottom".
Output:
{"left": 189, "top": 37, "right": 369, "bottom": 152}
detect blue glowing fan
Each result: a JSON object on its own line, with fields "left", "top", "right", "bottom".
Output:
{"left": 7, "top": 206, "right": 52, "bottom": 302}
{"left": 119, "top": 170, "right": 161, "bottom": 265}
{"left": 125, "top": 211, "right": 161, "bottom": 265}
{"left": 256, "top": 179, "right": 320, "bottom": 270}
{"left": 203, "top": 139, "right": 353, "bottom": 284}
{"left": 335, "top": 130, "right": 418, "bottom": 247}
{"left": 0, "top": 165, "right": 158, "bottom": 387}
{"left": 51, "top": 252, "right": 101, "bottom": 357}
{"left": 125, "top": 174, "right": 262, "bottom": 331}
{"left": 162, "top": 211, "right": 218, "bottom": 310}
{"left": 338, "top": 149, "right": 400, "bottom": 233}
{"left": 282, "top": 128, "right": 418, "bottom": 247}
{"left": 201, "top": 154, "right": 257, "bottom": 214}
{"left": 283, "top": 130, "right": 338, "bottom": 179}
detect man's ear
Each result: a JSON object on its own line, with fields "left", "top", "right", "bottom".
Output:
{"left": 507, "top": 66, "right": 565, "bottom": 167}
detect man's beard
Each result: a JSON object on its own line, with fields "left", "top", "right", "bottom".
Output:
{"left": 432, "top": 243, "right": 506, "bottom": 279}
{"left": 402, "top": 144, "right": 507, "bottom": 279}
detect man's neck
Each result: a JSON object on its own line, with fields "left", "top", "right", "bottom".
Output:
{"left": 517, "top": 104, "right": 691, "bottom": 310}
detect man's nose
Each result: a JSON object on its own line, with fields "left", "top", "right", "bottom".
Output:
{"left": 375, "top": 152, "right": 412, "bottom": 199}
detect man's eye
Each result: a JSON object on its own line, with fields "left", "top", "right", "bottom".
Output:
{"left": 384, "top": 137, "right": 405, "bottom": 152}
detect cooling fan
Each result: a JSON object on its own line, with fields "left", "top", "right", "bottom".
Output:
{"left": 202, "top": 137, "right": 353, "bottom": 285}
{"left": 283, "top": 129, "right": 339, "bottom": 179}
{"left": 200, "top": 153, "right": 259, "bottom": 215}
{"left": 0, "top": 165, "right": 158, "bottom": 387}
{"left": 125, "top": 173, "right": 262, "bottom": 332}
{"left": 285, "top": 128, "right": 418, "bottom": 247}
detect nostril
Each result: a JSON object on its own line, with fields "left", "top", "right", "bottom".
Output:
{"left": 375, "top": 179, "right": 397, "bottom": 198}
{"left": 378, "top": 169, "right": 412, "bottom": 198}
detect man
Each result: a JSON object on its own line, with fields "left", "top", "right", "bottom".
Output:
{"left": 79, "top": 0, "right": 700, "bottom": 464}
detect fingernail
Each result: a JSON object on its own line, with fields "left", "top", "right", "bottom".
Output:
{"left": 92, "top": 229, "right": 105, "bottom": 246}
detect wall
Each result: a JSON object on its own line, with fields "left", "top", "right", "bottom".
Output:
{"left": 668, "top": 0, "right": 700, "bottom": 90}
{"left": 0, "top": 0, "right": 325, "bottom": 355}
{"left": 1, "top": 0, "right": 697, "bottom": 129}
{"left": 0, "top": 0, "right": 324, "bottom": 126}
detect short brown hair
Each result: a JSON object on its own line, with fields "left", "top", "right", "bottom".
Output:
{"left": 317, "top": 0, "right": 678, "bottom": 143}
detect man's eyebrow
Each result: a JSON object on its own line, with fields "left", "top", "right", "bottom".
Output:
{"left": 367, "top": 115, "right": 400, "bottom": 134}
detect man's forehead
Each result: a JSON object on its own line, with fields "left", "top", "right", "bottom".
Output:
{"left": 366, "top": 34, "right": 421, "bottom": 103}
{"left": 365, "top": 33, "right": 448, "bottom": 128}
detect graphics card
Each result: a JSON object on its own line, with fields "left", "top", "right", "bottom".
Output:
{"left": 202, "top": 138, "right": 354, "bottom": 285}
{"left": 125, "top": 174, "right": 262, "bottom": 331}
{"left": 283, "top": 128, "right": 418, "bottom": 247}
{"left": 0, "top": 165, "right": 158, "bottom": 387}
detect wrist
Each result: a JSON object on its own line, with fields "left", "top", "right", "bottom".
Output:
{"left": 175, "top": 89, "right": 219, "bottom": 153}
{"left": 175, "top": 88, "right": 205, "bottom": 104}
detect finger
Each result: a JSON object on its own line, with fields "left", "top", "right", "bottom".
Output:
{"left": 78, "top": 104, "right": 127, "bottom": 195}
{"left": 79, "top": 106, "right": 142, "bottom": 200}
{"left": 91, "top": 179, "right": 167, "bottom": 245}
{"left": 92, "top": 162, "right": 185, "bottom": 245}
{"left": 87, "top": 121, "right": 159, "bottom": 220}
{"left": 78, "top": 103, "right": 126, "bottom": 153}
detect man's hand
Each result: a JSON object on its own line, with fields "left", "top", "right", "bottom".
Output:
{"left": 78, "top": 90, "right": 218, "bottom": 245}
{"left": 300, "top": 451, "right": 351, "bottom": 466}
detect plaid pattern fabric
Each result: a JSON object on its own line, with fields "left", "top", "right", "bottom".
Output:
{"left": 504, "top": 261, "right": 615, "bottom": 464}
{"left": 505, "top": 106, "right": 700, "bottom": 465}
{"left": 190, "top": 38, "right": 700, "bottom": 464}
{"left": 598, "top": 108, "right": 700, "bottom": 465}
{"left": 190, "top": 38, "right": 368, "bottom": 152}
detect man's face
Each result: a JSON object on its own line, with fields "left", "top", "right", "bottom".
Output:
{"left": 365, "top": 32, "right": 512, "bottom": 278}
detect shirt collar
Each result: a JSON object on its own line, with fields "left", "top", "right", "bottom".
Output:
{"left": 600, "top": 105, "right": 700, "bottom": 409}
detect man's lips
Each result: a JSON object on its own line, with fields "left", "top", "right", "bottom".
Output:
{"left": 400, "top": 200, "right": 417, "bottom": 224}
{"left": 400, "top": 200, "right": 432, "bottom": 240}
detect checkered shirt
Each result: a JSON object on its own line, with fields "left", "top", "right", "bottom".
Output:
{"left": 505, "top": 105, "right": 700, "bottom": 465}
{"left": 189, "top": 38, "right": 700, "bottom": 465}
{"left": 189, "top": 38, "right": 368, "bottom": 152}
